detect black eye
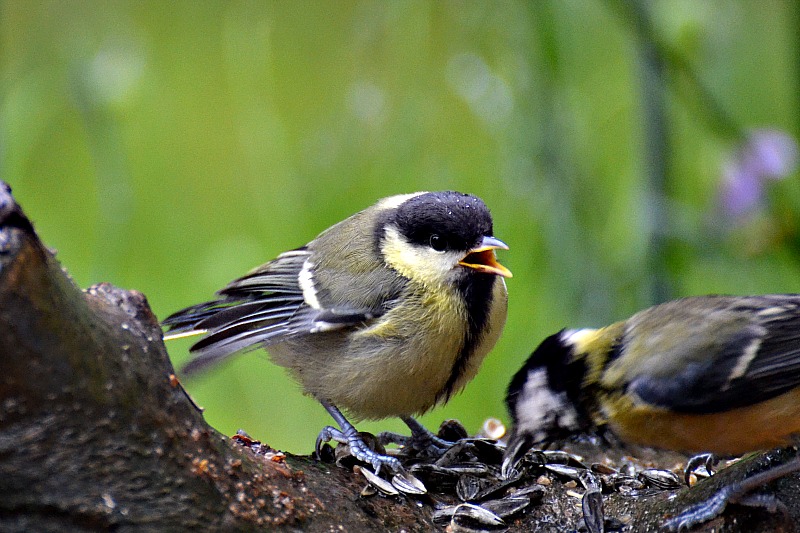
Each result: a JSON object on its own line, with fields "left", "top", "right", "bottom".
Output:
{"left": 429, "top": 234, "right": 448, "bottom": 252}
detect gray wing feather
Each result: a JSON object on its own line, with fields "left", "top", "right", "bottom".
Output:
{"left": 627, "top": 295, "right": 800, "bottom": 413}
{"left": 163, "top": 246, "right": 402, "bottom": 374}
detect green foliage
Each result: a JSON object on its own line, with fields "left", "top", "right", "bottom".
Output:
{"left": 2, "top": 0, "right": 798, "bottom": 453}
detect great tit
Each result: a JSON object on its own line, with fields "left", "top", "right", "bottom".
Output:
{"left": 502, "top": 294, "right": 800, "bottom": 529}
{"left": 163, "top": 191, "right": 511, "bottom": 473}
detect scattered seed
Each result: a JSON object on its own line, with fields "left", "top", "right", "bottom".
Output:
{"left": 452, "top": 503, "right": 506, "bottom": 528}
{"left": 356, "top": 466, "right": 399, "bottom": 496}
{"left": 543, "top": 450, "right": 585, "bottom": 467}
{"left": 471, "top": 474, "right": 521, "bottom": 502}
{"left": 435, "top": 441, "right": 477, "bottom": 467}
{"left": 581, "top": 490, "right": 604, "bottom": 533}
{"left": 545, "top": 463, "right": 582, "bottom": 480}
{"left": 591, "top": 462, "right": 617, "bottom": 475}
{"left": 408, "top": 463, "right": 459, "bottom": 489}
{"left": 392, "top": 471, "right": 427, "bottom": 495}
{"left": 456, "top": 474, "right": 483, "bottom": 502}
{"left": 481, "top": 496, "right": 530, "bottom": 519}
{"left": 578, "top": 470, "right": 602, "bottom": 492}
{"left": 468, "top": 438, "right": 506, "bottom": 465}
{"left": 638, "top": 469, "right": 681, "bottom": 490}
{"left": 433, "top": 502, "right": 507, "bottom": 528}
{"left": 481, "top": 418, "right": 506, "bottom": 440}
{"left": 437, "top": 419, "right": 470, "bottom": 442}
{"left": 506, "top": 484, "right": 545, "bottom": 503}
{"left": 444, "top": 463, "right": 491, "bottom": 476}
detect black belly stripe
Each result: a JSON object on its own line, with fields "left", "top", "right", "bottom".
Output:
{"left": 438, "top": 274, "right": 496, "bottom": 402}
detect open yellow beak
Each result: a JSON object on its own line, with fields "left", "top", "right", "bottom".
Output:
{"left": 458, "top": 236, "right": 512, "bottom": 278}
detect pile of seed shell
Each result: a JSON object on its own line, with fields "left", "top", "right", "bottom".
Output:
{"left": 315, "top": 420, "right": 691, "bottom": 532}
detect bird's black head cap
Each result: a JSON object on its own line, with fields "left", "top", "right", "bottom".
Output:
{"left": 391, "top": 191, "right": 494, "bottom": 252}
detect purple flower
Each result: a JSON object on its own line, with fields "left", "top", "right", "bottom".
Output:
{"left": 719, "top": 129, "right": 799, "bottom": 219}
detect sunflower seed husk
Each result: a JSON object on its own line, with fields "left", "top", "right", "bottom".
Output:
{"left": 543, "top": 450, "right": 585, "bottom": 467}
{"left": 392, "top": 470, "right": 427, "bottom": 495}
{"left": 544, "top": 463, "right": 583, "bottom": 480}
{"left": 638, "top": 468, "right": 681, "bottom": 490}
{"left": 435, "top": 441, "right": 477, "bottom": 467}
{"left": 408, "top": 463, "right": 460, "bottom": 489}
{"left": 468, "top": 438, "right": 506, "bottom": 465}
{"left": 443, "top": 463, "right": 491, "bottom": 476}
{"left": 581, "top": 490, "right": 604, "bottom": 533}
{"left": 481, "top": 497, "right": 530, "bottom": 518}
{"left": 433, "top": 503, "right": 505, "bottom": 527}
{"left": 432, "top": 504, "right": 456, "bottom": 525}
{"left": 453, "top": 503, "right": 506, "bottom": 528}
{"left": 437, "top": 419, "right": 470, "bottom": 442}
{"left": 607, "top": 473, "right": 644, "bottom": 492}
{"left": 578, "top": 470, "right": 602, "bottom": 492}
{"left": 591, "top": 462, "right": 617, "bottom": 475}
{"left": 506, "top": 484, "right": 546, "bottom": 503}
{"left": 471, "top": 474, "right": 521, "bottom": 501}
{"left": 457, "top": 474, "right": 484, "bottom": 501}
{"left": 334, "top": 442, "right": 355, "bottom": 468}
{"left": 356, "top": 466, "right": 399, "bottom": 496}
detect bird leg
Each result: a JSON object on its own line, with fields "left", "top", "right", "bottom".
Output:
{"left": 664, "top": 452, "right": 800, "bottom": 531}
{"left": 377, "top": 416, "right": 453, "bottom": 458}
{"left": 315, "top": 400, "right": 401, "bottom": 474}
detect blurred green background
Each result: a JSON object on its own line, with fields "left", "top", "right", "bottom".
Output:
{"left": 3, "top": 1, "right": 799, "bottom": 455}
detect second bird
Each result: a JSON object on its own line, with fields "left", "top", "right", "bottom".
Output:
{"left": 164, "top": 191, "right": 511, "bottom": 473}
{"left": 503, "top": 294, "right": 800, "bottom": 529}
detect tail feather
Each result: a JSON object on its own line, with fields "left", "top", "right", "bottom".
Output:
{"left": 162, "top": 248, "right": 312, "bottom": 374}
{"left": 163, "top": 294, "right": 306, "bottom": 375}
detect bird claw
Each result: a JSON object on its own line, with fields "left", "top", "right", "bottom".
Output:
{"left": 683, "top": 453, "right": 719, "bottom": 486}
{"left": 314, "top": 425, "right": 340, "bottom": 459}
{"left": 316, "top": 425, "right": 401, "bottom": 474}
{"left": 378, "top": 430, "right": 452, "bottom": 458}
{"left": 378, "top": 416, "right": 453, "bottom": 459}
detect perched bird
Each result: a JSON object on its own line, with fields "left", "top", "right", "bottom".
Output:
{"left": 502, "top": 294, "right": 800, "bottom": 529}
{"left": 163, "top": 191, "right": 511, "bottom": 473}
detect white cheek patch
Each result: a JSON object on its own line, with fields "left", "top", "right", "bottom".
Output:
{"left": 381, "top": 225, "right": 462, "bottom": 286}
{"left": 514, "top": 368, "right": 578, "bottom": 442}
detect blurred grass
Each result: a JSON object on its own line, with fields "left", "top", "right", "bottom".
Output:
{"left": 2, "top": 0, "right": 798, "bottom": 454}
